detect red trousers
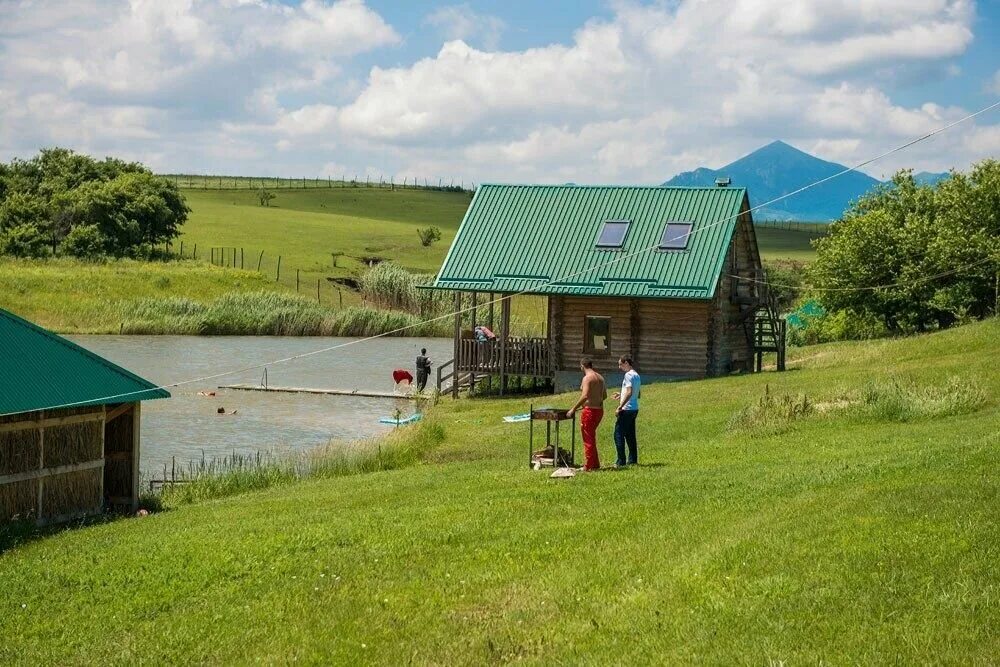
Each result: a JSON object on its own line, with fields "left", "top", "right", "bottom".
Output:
{"left": 580, "top": 407, "right": 603, "bottom": 470}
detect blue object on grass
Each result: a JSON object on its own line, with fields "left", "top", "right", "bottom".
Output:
{"left": 503, "top": 413, "right": 531, "bottom": 423}
{"left": 379, "top": 413, "right": 422, "bottom": 425}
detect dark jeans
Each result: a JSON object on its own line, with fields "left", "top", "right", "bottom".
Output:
{"left": 416, "top": 370, "right": 428, "bottom": 392}
{"left": 614, "top": 410, "right": 638, "bottom": 466}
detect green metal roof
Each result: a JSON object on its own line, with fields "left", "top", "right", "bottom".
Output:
{"left": 0, "top": 309, "right": 169, "bottom": 416}
{"left": 430, "top": 184, "right": 750, "bottom": 299}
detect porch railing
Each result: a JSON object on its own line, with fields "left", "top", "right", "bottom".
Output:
{"left": 457, "top": 336, "right": 551, "bottom": 377}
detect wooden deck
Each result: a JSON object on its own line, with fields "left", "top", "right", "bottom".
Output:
{"left": 456, "top": 336, "right": 551, "bottom": 377}
{"left": 218, "top": 384, "right": 424, "bottom": 399}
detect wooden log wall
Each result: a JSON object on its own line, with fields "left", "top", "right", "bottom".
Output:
{"left": 553, "top": 296, "right": 711, "bottom": 377}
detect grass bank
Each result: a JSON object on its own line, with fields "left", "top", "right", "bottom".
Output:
{"left": 2, "top": 319, "right": 997, "bottom": 663}
{"left": 0, "top": 259, "right": 451, "bottom": 336}
{"left": 0, "top": 258, "right": 289, "bottom": 333}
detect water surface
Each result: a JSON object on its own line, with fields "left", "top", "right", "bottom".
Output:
{"left": 69, "top": 335, "right": 453, "bottom": 476}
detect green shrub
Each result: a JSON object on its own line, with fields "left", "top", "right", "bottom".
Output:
{"left": 417, "top": 226, "right": 442, "bottom": 247}
{"left": 787, "top": 308, "right": 887, "bottom": 346}
{"left": 0, "top": 223, "right": 48, "bottom": 258}
{"left": 59, "top": 224, "right": 107, "bottom": 259}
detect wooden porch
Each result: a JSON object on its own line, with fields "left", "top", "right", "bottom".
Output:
{"left": 438, "top": 292, "right": 553, "bottom": 397}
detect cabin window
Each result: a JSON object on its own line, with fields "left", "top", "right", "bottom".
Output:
{"left": 659, "top": 221, "right": 693, "bottom": 250}
{"left": 596, "top": 220, "right": 630, "bottom": 248}
{"left": 584, "top": 316, "right": 611, "bottom": 354}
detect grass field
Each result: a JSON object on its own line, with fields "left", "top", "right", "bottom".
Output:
{"left": 0, "top": 258, "right": 288, "bottom": 333}
{"left": 179, "top": 187, "right": 473, "bottom": 277}
{"left": 2, "top": 319, "right": 996, "bottom": 664}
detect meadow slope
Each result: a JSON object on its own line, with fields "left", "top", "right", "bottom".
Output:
{"left": 2, "top": 319, "right": 997, "bottom": 664}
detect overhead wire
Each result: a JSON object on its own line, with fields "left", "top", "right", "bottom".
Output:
{"left": 729, "top": 256, "right": 997, "bottom": 292}
{"left": 3, "top": 99, "right": 998, "bottom": 418}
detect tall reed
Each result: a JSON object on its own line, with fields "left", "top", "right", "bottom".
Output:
{"left": 110, "top": 291, "right": 451, "bottom": 336}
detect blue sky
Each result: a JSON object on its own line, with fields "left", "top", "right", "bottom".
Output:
{"left": 1, "top": 0, "right": 997, "bottom": 184}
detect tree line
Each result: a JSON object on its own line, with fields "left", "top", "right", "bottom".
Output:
{"left": 0, "top": 148, "right": 188, "bottom": 259}
{"left": 800, "top": 159, "right": 999, "bottom": 339}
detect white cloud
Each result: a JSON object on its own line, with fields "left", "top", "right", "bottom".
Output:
{"left": 251, "top": 0, "right": 399, "bottom": 55}
{"left": 0, "top": 0, "right": 994, "bottom": 183}
{"left": 424, "top": 4, "right": 506, "bottom": 50}
{"left": 988, "top": 70, "right": 1000, "bottom": 95}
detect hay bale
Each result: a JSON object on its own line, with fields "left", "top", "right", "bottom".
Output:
{"left": 42, "top": 469, "right": 101, "bottom": 520}
{"left": 0, "top": 428, "right": 41, "bottom": 476}
{"left": 43, "top": 421, "right": 103, "bottom": 468}
{"left": 0, "top": 479, "right": 38, "bottom": 523}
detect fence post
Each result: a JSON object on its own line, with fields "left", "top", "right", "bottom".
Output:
{"left": 180, "top": 241, "right": 184, "bottom": 258}
{"left": 339, "top": 289, "right": 343, "bottom": 308}
{"left": 257, "top": 249, "right": 264, "bottom": 271}
{"left": 276, "top": 255, "right": 281, "bottom": 282}
{"left": 317, "top": 278, "right": 320, "bottom": 303}
{"left": 193, "top": 243, "right": 197, "bottom": 260}
{"left": 296, "top": 269, "right": 300, "bottom": 292}
{"left": 240, "top": 247, "right": 244, "bottom": 270}
{"left": 211, "top": 247, "right": 215, "bottom": 265}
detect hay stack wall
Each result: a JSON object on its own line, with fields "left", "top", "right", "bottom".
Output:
{"left": 1, "top": 308, "right": 167, "bottom": 526}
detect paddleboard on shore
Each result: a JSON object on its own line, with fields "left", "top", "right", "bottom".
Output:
{"left": 379, "top": 413, "right": 423, "bottom": 425}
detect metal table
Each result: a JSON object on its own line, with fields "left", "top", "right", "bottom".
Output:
{"left": 528, "top": 405, "right": 576, "bottom": 469}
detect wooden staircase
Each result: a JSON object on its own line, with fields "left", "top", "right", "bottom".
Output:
{"left": 436, "top": 358, "right": 474, "bottom": 396}
{"left": 737, "top": 268, "right": 787, "bottom": 372}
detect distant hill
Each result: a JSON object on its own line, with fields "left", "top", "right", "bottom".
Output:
{"left": 663, "top": 141, "right": 947, "bottom": 221}
{"left": 913, "top": 171, "right": 950, "bottom": 187}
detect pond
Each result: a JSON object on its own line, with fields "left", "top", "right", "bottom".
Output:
{"left": 68, "top": 335, "right": 454, "bottom": 476}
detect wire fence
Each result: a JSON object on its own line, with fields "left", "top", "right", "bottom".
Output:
{"left": 755, "top": 220, "right": 833, "bottom": 233}
{"left": 165, "top": 240, "right": 354, "bottom": 308}
{"left": 162, "top": 174, "right": 475, "bottom": 193}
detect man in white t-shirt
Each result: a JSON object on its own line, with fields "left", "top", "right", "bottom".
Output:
{"left": 612, "top": 356, "right": 640, "bottom": 466}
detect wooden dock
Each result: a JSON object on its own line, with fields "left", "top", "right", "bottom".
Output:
{"left": 218, "top": 384, "right": 424, "bottom": 400}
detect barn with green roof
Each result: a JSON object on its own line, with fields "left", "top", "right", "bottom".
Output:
{"left": 1, "top": 308, "right": 169, "bottom": 524}
{"left": 429, "top": 183, "right": 785, "bottom": 394}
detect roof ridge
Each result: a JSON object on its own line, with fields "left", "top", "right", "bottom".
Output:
{"left": 479, "top": 183, "right": 747, "bottom": 191}
{"left": 0, "top": 308, "right": 165, "bottom": 399}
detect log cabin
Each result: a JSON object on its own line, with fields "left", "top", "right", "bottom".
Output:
{"left": 427, "top": 184, "right": 785, "bottom": 395}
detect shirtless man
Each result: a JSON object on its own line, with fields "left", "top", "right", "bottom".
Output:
{"left": 566, "top": 357, "right": 607, "bottom": 471}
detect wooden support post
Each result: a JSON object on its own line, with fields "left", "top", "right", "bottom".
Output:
{"left": 257, "top": 249, "right": 264, "bottom": 271}
{"left": 276, "top": 255, "right": 281, "bottom": 282}
{"left": 131, "top": 403, "right": 141, "bottom": 513}
{"left": 488, "top": 292, "right": 495, "bottom": 332}
{"left": 193, "top": 243, "right": 197, "bottom": 260}
{"left": 453, "top": 292, "right": 461, "bottom": 399}
{"left": 296, "top": 269, "right": 300, "bottom": 292}
{"left": 240, "top": 247, "right": 244, "bottom": 269}
{"left": 500, "top": 294, "right": 511, "bottom": 396}
{"left": 317, "top": 278, "right": 321, "bottom": 303}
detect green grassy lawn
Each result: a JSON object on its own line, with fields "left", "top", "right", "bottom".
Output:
{"left": 2, "top": 319, "right": 997, "bottom": 664}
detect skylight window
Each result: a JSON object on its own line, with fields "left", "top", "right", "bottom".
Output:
{"left": 659, "top": 222, "right": 693, "bottom": 250}
{"left": 596, "top": 220, "right": 630, "bottom": 248}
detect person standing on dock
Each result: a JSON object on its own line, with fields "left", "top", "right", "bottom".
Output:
{"left": 566, "top": 357, "right": 606, "bottom": 471}
{"left": 415, "top": 348, "right": 431, "bottom": 393}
